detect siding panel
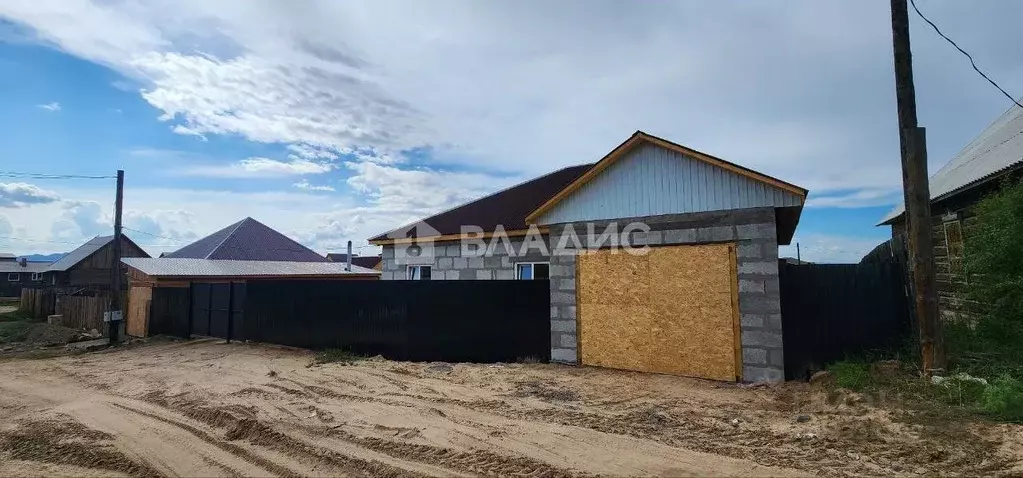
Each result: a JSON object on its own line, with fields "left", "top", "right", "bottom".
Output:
{"left": 538, "top": 144, "right": 803, "bottom": 225}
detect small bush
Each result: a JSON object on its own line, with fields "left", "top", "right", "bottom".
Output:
{"left": 315, "top": 348, "right": 365, "bottom": 364}
{"left": 981, "top": 375, "right": 1023, "bottom": 423}
{"left": 828, "top": 361, "right": 872, "bottom": 391}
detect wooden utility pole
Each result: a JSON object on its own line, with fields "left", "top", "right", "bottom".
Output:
{"left": 109, "top": 170, "right": 124, "bottom": 344}
{"left": 891, "top": 0, "right": 945, "bottom": 373}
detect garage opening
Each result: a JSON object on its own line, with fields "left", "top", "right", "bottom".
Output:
{"left": 576, "top": 243, "right": 741, "bottom": 381}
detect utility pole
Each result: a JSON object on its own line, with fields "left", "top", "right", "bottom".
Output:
{"left": 109, "top": 170, "right": 124, "bottom": 344}
{"left": 891, "top": 0, "right": 945, "bottom": 373}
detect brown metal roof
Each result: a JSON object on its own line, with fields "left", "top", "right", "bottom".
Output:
{"left": 369, "top": 164, "right": 592, "bottom": 241}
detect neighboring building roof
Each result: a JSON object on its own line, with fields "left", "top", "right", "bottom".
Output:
{"left": 0, "top": 253, "right": 16, "bottom": 261}
{"left": 880, "top": 103, "right": 1023, "bottom": 224}
{"left": 326, "top": 253, "right": 382, "bottom": 269}
{"left": 526, "top": 131, "right": 807, "bottom": 223}
{"left": 369, "top": 164, "right": 593, "bottom": 243}
{"left": 166, "top": 217, "right": 326, "bottom": 262}
{"left": 0, "top": 261, "right": 50, "bottom": 274}
{"left": 122, "top": 258, "right": 379, "bottom": 278}
{"left": 45, "top": 235, "right": 148, "bottom": 272}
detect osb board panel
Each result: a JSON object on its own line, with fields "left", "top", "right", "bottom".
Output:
{"left": 126, "top": 286, "right": 152, "bottom": 337}
{"left": 578, "top": 244, "right": 739, "bottom": 381}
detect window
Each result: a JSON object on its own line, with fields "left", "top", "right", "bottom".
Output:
{"left": 31, "top": 272, "right": 43, "bottom": 281}
{"left": 7, "top": 273, "right": 19, "bottom": 282}
{"left": 406, "top": 265, "right": 432, "bottom": 280}
{"left": 516, "top": 262, "right": 550, "bottom": 280}
{"left": 944, "top": 220, "right": 965, "bottom": 277}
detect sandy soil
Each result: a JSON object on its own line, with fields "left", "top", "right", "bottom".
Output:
{"left": 0, "top": 339, "right": 1020, "bottom": 477}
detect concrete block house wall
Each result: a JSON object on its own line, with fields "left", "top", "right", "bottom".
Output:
{"left": 545, "top": 208, "right": 785, "bottom": 382}
{"left": 379, "top": 237, "right": 549, "bottom": 280}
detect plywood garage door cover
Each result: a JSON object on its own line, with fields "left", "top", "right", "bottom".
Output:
{"left": 577, "top": 244, "right": 741, "bottom": 381}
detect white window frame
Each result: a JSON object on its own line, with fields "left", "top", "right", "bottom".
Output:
{"left": 7, "top": 273, "right": 19, "bottom": 282}
{"left": 515, "top": 262, "right": 550, "bottom": 280}
{"left": 406, "top": 265, "right": 432, "bottom": 280}
{"left": 30, "top": 272, "right": 43, "bottom": 281}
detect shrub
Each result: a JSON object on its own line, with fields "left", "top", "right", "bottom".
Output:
{"left": 981, "top": 375, "right": 1023, "bottom": 423}
{"left": 828, "top": 361, "right": 872, "bottom": 391}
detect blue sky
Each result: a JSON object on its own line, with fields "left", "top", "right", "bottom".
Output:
{"left": 0, "top": 1, "right": 1021, "bottom": 263}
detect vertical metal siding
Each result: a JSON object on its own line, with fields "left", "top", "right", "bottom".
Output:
{"left": 538, "top": 144, "right": 802, "bottom": 225}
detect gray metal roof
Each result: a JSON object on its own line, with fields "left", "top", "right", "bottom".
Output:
{"left": 45, "top": 236, "right": 114, "bottom": 272}
{"left": 0, "top": 262, "right": 50, "bottom": 274}
{"left": 881, "top": 103, "right": 1023, "bottom": 224}
{"left": 121, "top": 257, "right": 380, "bottom": 278}
{"left": 0, "top": 253, "right": 16, "bottom": 260}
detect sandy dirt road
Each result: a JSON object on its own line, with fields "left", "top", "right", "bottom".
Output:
{"left": 0, "top": 339, "right": 1019, "bottom": 477}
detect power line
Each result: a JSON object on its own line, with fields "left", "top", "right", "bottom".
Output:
{"left": 909, "top": 0, "right": 1023, "bottom": 109}
{"left": 0, "top": 171, "right": 116, "bottom": 180}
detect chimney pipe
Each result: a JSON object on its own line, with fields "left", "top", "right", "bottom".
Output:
{"left": 346, "top": 240, "right": 353, "bottom": 272}
{"left": 19, "top": 258, "right": 27, "bottom": 268}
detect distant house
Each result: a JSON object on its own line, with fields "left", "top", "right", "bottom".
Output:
{"left": 165, "top": 217, "right": 325, "bottom": 262}
{"left": 0, "top": 253, "right": 16, "bottom": 262}
{"left": 46, "top": 235, "right": 150, "bottom": 291}
{"left": 326, "top": 253, "right": 382, "bottom": 270}
{"left": 0, "top": 257, "right": 49, "bottom": 297}
{"left": 879, "top": 103, "right": 1023, "bottom": 319}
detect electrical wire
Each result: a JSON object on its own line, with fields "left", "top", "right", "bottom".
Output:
{"left": 0, "top": 171, "right": 116, "bottom": 180}
{"left": 909, "top": 0, "right": 1023, "bottom": 109}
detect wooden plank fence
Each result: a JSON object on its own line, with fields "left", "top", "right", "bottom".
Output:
{"left": 19, "top": 288, "right": 55, "bottom": 318}
{"left": 55, "top": 295, "right": 107, "bottom": 332}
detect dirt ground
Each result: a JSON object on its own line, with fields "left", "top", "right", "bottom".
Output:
{"left": 0, "top": 339, "right": 1021, "bottom": 477}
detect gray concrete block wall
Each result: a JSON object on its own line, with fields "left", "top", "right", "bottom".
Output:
{"left": 378, "top": 238, "right": 548, "bottom": 281}
{"left": 546, "top": 207, "right": 786, "bottom": 382}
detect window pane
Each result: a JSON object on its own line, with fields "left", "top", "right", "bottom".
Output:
{"left": 421, "top": 266, "right": 431, "bottom": 280}
{"left": 517, "top": 264, "right": 532, "bottom": 280}
{"left": 534, "top": 263, "right": 550, "bottom": 279}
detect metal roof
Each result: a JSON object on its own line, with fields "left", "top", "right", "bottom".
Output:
{"left": 121, "top": 258, "right": 380, "bottom": 278}
{"left": 880, "top": 103, "right": 1023, "bottom": 224}
{"left": 45, "top": 236, "right": 114, "bottom": 272}
{"left": 0, "top": 253, "right": 16, "bottom": 260}
{"left": 166, "top": 217, "right": 326, "bottom": 262}
{"left": 0, "top": 262, "right": 50, "bottom": 274}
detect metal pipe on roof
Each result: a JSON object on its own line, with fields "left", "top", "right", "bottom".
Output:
{"left": 346, "top": 241, "right": 352, "bottom": 272}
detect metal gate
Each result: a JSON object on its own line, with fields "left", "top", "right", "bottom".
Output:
{"left": 190, "top": 282, "right": 246, "bottom": 340}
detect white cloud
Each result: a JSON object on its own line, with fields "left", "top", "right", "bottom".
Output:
{"left": 36, "top": 101, "right": 60, "bottom": 111}
{"left": 806, "top": 188, "right": 903, "bottom": 209}
{"left": 293, "top": 180, "right": 335, "bottom": 192}
{"left": 0, "top": 182, "right": 61, "bottom": 208}
{"left": 0, "top": 215, "right": 12, "bottom": 236}
{"left": 780, "top": 234, "right": 887, "bottom": 264}
{"left": 50, "top": 200, "right": 109, "bottom": 240}
{"left": 182, "top": 156, "right": 333, "bottom": 178}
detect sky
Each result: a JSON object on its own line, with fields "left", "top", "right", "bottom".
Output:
{"left": 0, "top": 1, "right": 1021, "bottom": 263}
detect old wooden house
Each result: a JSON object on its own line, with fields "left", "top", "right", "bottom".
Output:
{"left": 45, "top": 235, "right": 150, "bottom": 291}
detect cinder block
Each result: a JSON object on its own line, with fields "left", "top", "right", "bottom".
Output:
{"left": 736, "top": 223, "right": 776, "bottom": 240}
{"left": 742, "top": 347, "right": 768, "bottom": 365}
{"left": 446, "top": 244, "right": 460, "bottom": 257}
{"left": 560, "top": 333, "right": 578, "bottom": 348}
{"left": 709, "top": 226, "right": 735, "bottom": 241}
{"left": 550, "top": 306, "right": 559, "bottom": 319}
{"left": 467, "top": 257, "right": 484, "bottom": 269}
{"left": 737, "top": 243, "right": 761, "bottom": 258}
{"left": 495, "top": 269, "right": 515, "bottom": 280}
{"left": 551, "top": 348, "right": 578, "bottom": 363}
{"left": 381, "top": 247, "right": 395, "bottom": 259}
{"left": 768, "top": 349, "right": 785, "bottom": 367}
{"left": 562, "top": 305, "right": 577, "bottom": 320}
{"left": 739, "top": 279, "right": 765, "bottom": 293}
{"left": 741, "top": 330, "right": 783, "bottom": 348}
{"left": 485, "top": 256, "right": 503, "bottom": 268}
{"left": 743, "top": 366, "right": 784, "bottom": 383}
{"left": 502, "top": 256, "right": 513, "bottom": 267}
{"left": 761, "top": 242, "right": 779, "bottom": 260}
{"left": 629, "top": 230, "right": 663, "bottom": 246}
{"left": 740, "top": 313, "right": 764, "bottom": 327}
{"left": 559, "top": 278, "right": 576, "bottom": 291}
{"left": 475, "top": 270, "right": 493, "bottom": 280}
{"left": 664, "top": 229, "right": 697, "bottom": 244}
{"left": 438, "top": 257, "right": 453, "bottom": 269}
{"left": 445, "top": 270, "right": 460, "bottom": 280}
{"left": 551, "top": 292, "right": 575, "bottom": 305}
{"left": 551, "top": 320, "right": 576, "bottom": 333}
{"left": 768, "top": 313, "right": 783, "bottom": 329}
{"left": 453, "top": 257, "right": 468, "bottom": 269}
{"left": 765, "top": 277, "right": 780, "bottom": 294}
{"left": 740, "top": 295, "right": 781, "bottom": 314}
{"left": 738, "top": 261, "right": 778, "bottom": 275}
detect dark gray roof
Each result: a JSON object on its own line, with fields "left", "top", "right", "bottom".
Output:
{"left": 0, "top": 253, "right": 16, "bottom": 261}
{"left": 45, "top": 236, "right": 113, "bottom": 272}
{"left": 166, "top": 217, "right": 326, "bottom": 262}
{"left": 122, "top": 258, "right": 379, "bottom": 278}
{"left": 326, "top": 253, "right": 381, "bottom": 269}
{"left": 0, "top": 262, "right": 49, "bottom": 274}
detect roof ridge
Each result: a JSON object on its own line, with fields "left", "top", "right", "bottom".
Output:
{"left": 205, "top": 218, "right": 250, "bottom": 259}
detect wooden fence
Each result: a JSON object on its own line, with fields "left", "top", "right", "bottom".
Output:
{"left": 56, "top": 295, "right": 108, "bottom": 331}
{"left": 19, "top": 288, "right": 55, "bottom": 318}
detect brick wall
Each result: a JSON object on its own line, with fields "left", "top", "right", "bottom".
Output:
{"left": 379, "top": 238, "right": 549, "bottom": 280}
{"left": 547, "top": 207, "right": 785, "bottom": 383}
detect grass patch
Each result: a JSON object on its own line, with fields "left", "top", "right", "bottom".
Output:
{"left": 829, "top": 361, "right": 872, "bottom": 391}
{"left": 314, "top": 348, "right": 366, "bottom": 365}
{"left": 0, "top": 320, "right": 35, "bottom": 344}
{"left": 0, "top": 309, "right": 34, "bottom": 322}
